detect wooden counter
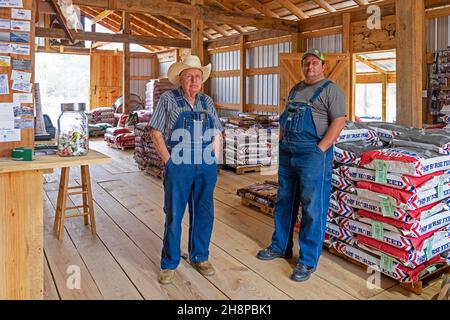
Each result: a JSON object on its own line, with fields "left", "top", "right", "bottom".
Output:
{"left": 0, "top": 150, "right": 111, "bottom": 300}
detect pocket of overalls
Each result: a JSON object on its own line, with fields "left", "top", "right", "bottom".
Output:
{"left": 286, "top": 108, "right": 304, "bottom": 133}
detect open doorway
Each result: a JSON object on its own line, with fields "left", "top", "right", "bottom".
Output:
{"left": 35, "top": 52, "right": 90, "bottom": 126}
{"left": 354, "top": 50, "right": 396, "bottom": 122}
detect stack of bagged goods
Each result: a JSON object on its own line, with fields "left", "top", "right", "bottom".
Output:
{"left": 145, "top": 78, "right": 176, "bottom": 113}
{"left": 222, "top": 113, "right": 279, "bottom": 168}
{"left": 104, "top": 126, "right": 136, "bottom": 149}
{"left": 133, "top": 123, "right": 165, "bottom": 178}
{"left": 237, "top": 180, "right": 278, "bottom": 209}
{"left": 88, "top": 123, "right": 114, "bottom": 137}
{"left": 236, "top": 181, "right": 302, "bottom": 233}
{"left": 85, "top": 107, "right": 116, "bottom": 126}
{"left": 393, "top": 129, "right": 450, "bottom": 155}
{"left": 328, "top": 141, "right": 450, "bottom": 283}
{"left": 333, "top": 121, "right": 384, "bottom": 166}
{"left": 365, "top": 122, "right": 419, "bottom": 145}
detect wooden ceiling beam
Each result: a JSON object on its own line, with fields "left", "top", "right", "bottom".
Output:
{"left": 207, "top": 22, "right": 232, "bottom": 37}
{"left": 274, "top": 0, "right": 309, "bottom": 19}
{"left": 49, "top": 0, "right": 75, "bottom": 43}
{"left": 314, "top": 0, "right": 337, "bottom": 13}
{"left": 71, "top": 0, "right": 299, "bottom": 32}
{"left": 353, "top": 0, "right": 369, "bottom": 5}
{"left": 36, "top": 27, "right": 191, "bottom": 48}
{"left": 355, "top": 55, "right": 386, "bottom": 74}
{"left": 93, "top": 9, "right": 114, "bottom": 23}
{"left": 241, "top": 0, "right": 280, "bottom": 18}
{"left": 150, "top": 15, "right": 192, "bottom": 38}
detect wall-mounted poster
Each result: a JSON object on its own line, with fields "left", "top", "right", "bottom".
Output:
{"left": 0, "top": 56, "right": 11, "bottom": 66}
{"left": 0, "top": 74, "right": 9, "bottom": 94}
{"left": 11, "top": 8, "right": 30, "bottom": 20}
{"left": 12, "top": 58, "right": 31, "bottom": 69}
{"left": 11, "top": 20, "right": 30, "bottom": 31}
{"left": 0, "top": 0, "right": 23, "bottom": 8}
{"left": 10, "top": 31, "right": 29, "bottom": 43}
{"left": 0, "top": 18, "right": 10, "bottom": 29}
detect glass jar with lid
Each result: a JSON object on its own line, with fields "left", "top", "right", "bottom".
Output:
{"left": 57, "top": 103, "right": 89, "bottom": 157}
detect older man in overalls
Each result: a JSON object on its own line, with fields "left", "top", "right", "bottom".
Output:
{"left": 257, "top": 49, "right": 346, "bottom": 282}
{"left": 149, "top": 55, "right": 223, "bottom": 285}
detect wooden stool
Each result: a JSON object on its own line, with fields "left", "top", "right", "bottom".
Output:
{"left": 53, "top": 165, "right": 96, "bottom": 240}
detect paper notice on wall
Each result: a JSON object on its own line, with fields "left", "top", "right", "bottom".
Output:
{"left": 12, "top": 80, "right": 32, "bottom": 92}
{"left": 11, "top": 70, "right": 31, "bottom": 82}
{"left": 13, "top": 92, "right": 32, "bottom": 103}
{"left": 0, "top": 55, "right": 11, "bottom": 67}
{"left": 10, "top": 43, "right": 29, "bottom": 55}
{"left": 10, "top": 20, "right": 29, "bottom": 32}
{"left": 0, "top": 74, "right": 9, "bottom": 94}
{"left": 10, "top": 31, "right": 29, "bottom": 43}
{"left": 0, "top": 102, "right": 20, "bottom": 142}
{"left": 0, "top": 42, "right": 10, "bottom": 53}
{"left": 12, "top": 58, "right": 31, "bottom": 70}
{"left": 0, "top": 18, "right": 10, "bottom": 29}
{"left": 0, "top": 0, "right": 23, "bottom": 8}
{"left": 11, "top": 8, "right": 31, "bottom": 20}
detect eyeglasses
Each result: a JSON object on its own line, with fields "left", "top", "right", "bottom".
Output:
{"left": 181, "top": 74, "right": 203, "bottom": 81}
{"left": 302, "top": 60, "right": 323, "bottom": 67}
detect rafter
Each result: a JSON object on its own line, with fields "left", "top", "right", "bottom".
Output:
{"left": 355, "top": 55, "right": 386, "bottom": 74}
{"left": 149, "top": 15, "right": 192, "bottom": 38}
{"left": 354, "top": 0, "right": 370, "bottom": 5}
{"left": 206, "top": 0, "right": 249, "bottom": 33}
{"left": 207, "top": 22, "right": 232, "bottom": 37}
{"left": 241, "top": 0, "right": 279, "bottom": 18}
{"left": 274, "top": 0, "right": 309, "bottom": 19}
{"left": 49, "top": 0, "right": 75, "bottom": 43}
{"left": 35, "top": 27, "right": 190, "bottom": 48}
{"left": 72, "top": 0, "right": 299, "bottom": 32}
{"left": 93, "top": 9, "right": 114, "bottom": 23}
{"left": 314, "top": 0, "right": 337, "bottom": 13}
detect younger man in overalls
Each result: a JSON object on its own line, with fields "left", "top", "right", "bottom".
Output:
{"left": 149, "top": 55, "right": 223, "bottom": 285}
{"left": 257, "top": 49, "right": 346, "bottom": 282}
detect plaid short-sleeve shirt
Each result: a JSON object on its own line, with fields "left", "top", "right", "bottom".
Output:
{"left": 149, "top": 87, "right": 223, "bottom": 142}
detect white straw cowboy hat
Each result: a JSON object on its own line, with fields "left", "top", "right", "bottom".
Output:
{"left": 167, "top": 55, "right": 211, "bottom": 85}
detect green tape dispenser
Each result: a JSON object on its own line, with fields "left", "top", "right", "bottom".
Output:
{"left": 11, "top": 147, "right": 33, "bottom": 161}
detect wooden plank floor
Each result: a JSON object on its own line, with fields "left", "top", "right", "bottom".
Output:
{"left": 42, "top": 138, "right": 443, "bottom": 300}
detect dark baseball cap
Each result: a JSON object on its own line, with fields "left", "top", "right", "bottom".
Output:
{"left": 302, "top": 48, "right": 325, "bottom": 62}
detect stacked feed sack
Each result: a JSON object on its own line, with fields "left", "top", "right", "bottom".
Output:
{"left": 133, "top": 123, "right": 165, "bottom": 179}
{"left": 331, "top": 145, "right": 450, "bottom": 283}
{"left": 104, "top": 127, "right": 135, "bottom": 149}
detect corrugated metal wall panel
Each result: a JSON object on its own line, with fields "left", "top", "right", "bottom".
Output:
{"left": 131, "top": 80, "right": 147, "bottom": 100}
{"left": 211, "top": 42, "right": 291, "bottom": 109}
{"left": 306, "top": 34, "right": 342, "bottom": 53}
{"left": 427, "top": 16, "right": 450, "bottom": 53}
{"left": 160, "top": 61, "right": 173, "bottom": 77}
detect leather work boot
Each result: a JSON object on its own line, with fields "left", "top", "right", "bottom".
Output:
{"left": 192, "top": 261, "right": 215, "bottom": 276}
{"left": 256, "top": 247, "right": 293, "bottom": 260}
{"left": 290, "top": 263, "right": 315, "bottom": 282}
{"left": 158, "top": 269, "right": 175, "bottom": 285}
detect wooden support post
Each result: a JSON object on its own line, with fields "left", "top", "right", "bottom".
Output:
{"left": 191, "top": 0, "right": 204, "bottom": 63}
{"left": 240, "top": 35, "right": 246, "bottom": 112}
{"left": 342, "top": 13, "right": 353, "bottom": 121}
{"left": 382, "top": 73, "right": 388, "bottom": 122}
{"left": 396, "top": 0, "right": 424, "bottom": 128}
{"left": 291, "top": 33, "right": 305, "bottom": 53}
{"left": 44, "top": 14, "right": 50, "bottom": 52}
{"left": 122, "top": 12, "right": 131, "bottom": 114}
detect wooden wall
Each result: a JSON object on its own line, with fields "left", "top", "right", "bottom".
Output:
{"left": 0, "top": 0, "right": 35, "bottom": 157}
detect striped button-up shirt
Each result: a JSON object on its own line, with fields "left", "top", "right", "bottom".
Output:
{"left": 149, "top": 87, "right": 223, "bottom": 142}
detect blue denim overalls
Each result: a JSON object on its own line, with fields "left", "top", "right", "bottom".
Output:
{"left": 270, "top": 80, "right": 334, "bottom": 269}
{"left": 161, "top": 89, "right": 218, "bottom": 270}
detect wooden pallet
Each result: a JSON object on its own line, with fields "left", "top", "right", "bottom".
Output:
{"left": 106, "top": 142, "right": 134, "bottom": 151}
{"left": 222, "top": 164, "right": 262, "bottom": 174}
{"left": 241, "top": 197, "right": 274, "bottom": 216}
{"left": 328, "top": 246, "right": 450, "bottom": 295}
